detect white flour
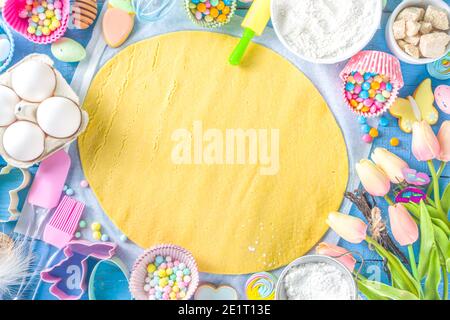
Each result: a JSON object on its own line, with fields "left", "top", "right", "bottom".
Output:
{"left": 274, "top": 0, "right": 379, "bottom": 59}
{"left": 283, "top": 262, "right": 353, "bottom": 300}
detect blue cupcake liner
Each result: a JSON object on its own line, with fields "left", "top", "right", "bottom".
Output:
{"left": 0, "top": 18, "right": 14, "bottom": 74}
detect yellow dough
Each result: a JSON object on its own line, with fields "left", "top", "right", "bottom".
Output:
{"left": 79, "top": 31, "right": 349, "bottom": 274}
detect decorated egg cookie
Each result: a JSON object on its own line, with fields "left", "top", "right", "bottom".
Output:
{"left": 435, "top": 85, "right": 450, "bottom": 114}
{"left": 11, "top": 60, "right": 56, "bottom": 102}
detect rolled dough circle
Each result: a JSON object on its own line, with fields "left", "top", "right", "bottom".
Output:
{"left": 79, "top": 31, "right": 349, "bottom": 274}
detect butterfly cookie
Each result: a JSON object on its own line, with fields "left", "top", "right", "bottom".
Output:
{"left": 389, "top": 78, "right": 439, "bottom": 133}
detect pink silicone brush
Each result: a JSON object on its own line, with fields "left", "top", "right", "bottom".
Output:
{"left": 43, "top": 196, "right": 85, "bottom": 249}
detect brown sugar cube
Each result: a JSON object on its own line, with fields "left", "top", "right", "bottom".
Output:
{"left": 397, "top": 40, "right": 408, "bottom": 49}
{"left": 420, "top": 22, "right": 433, "bottom": 34}
{"left": 419, "top": 32, "right": 450, "bottom": 58}
{"left": 406, "top": 20, "right": 421, "bottom": 37}
{"left": 405, "top": 35, "right": 420, "bottom": 46}
{"left": 393, "top": 19, "right": 406, "bottom": 40}
{"left": 424, "top": 5, "right": 449, "bottom": 30}
{"left": 404, "top": 44, "right": 420, "bottom": 59}
{"left": 397, "top": 7, "right": 425, "bottom": 22}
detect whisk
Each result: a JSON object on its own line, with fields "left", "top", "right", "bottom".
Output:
{"left": 131, "top": 0, "right": 177, "bottom": 22}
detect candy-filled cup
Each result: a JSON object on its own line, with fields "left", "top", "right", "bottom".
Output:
{"left": 3, "top": 0, "right": 70, "bottom": 44}
{"left": 340, "top": 51, "right": 404, "bottom": 118}
{"left": 129, "top": 244, "right": 199, "bottom": 300}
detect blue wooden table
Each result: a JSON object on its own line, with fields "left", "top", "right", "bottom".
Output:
{"left": 1, "top": 0, "right": 449, "bottom": 298}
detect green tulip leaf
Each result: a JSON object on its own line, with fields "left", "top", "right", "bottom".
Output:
{"left": 369, "top": 238, "right": 420, "bottom": 296}
{"left": 431, "top": 218, "right": 450, "bottom": 237}
{"left": 433, "top": 224, "right": 450, "bottom": 273}
{"left": 357, "top": 278, "right": 419, "bottom": 300}
{"left": 426, "top": 204, "right": 443, "bottom": 220}
{"left": 424, "top": 246, "right": 442, "bottom": 300}
{"left": 418, "top": 201, "right": 435, "bottom": 280}
{"left": 441, "top": 183, "right": 450, "bottom": 216}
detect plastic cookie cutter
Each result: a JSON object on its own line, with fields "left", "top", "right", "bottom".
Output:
{"left": 40, "top": 240, "right": 117, "bottom": 300}
{"left": 88, "top": 257, "right": 132, "bottom": 300}
{"left": 0, "top": 164, "right": 31, "bottom": 222}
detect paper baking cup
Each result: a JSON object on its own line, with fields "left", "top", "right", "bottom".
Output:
{"left": 339, "top": 50, "right": 404, "bottom": 118}
{"left": 3, "top": 0, "right": 70, "bottom": 44}
{"left": 0, "top": 19, "right": 14, "bottom": 73}
{"left": 129, "top": 244, "right": 199, "bottom": 300}
{"left": 184, "top": 0, "right": 236, "bottom": 28}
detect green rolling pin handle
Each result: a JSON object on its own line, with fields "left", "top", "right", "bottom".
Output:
{"left": 229, "top": 28, "right": 256, "bottom": 66}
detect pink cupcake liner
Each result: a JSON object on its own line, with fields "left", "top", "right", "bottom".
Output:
{"left": 129, "top": 244, "right": 199, "bottom": 300}
{"left": 3, "top": 0, "right": 70, "bottom": 44}
{"left": 339, "top": 50, "right": 404, "bottom": 118}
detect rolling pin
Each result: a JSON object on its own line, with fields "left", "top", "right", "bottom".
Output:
{"left": 229, "top": 0, "right": 271, "bottom": 66}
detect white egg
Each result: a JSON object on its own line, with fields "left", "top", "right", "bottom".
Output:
{"left": 0, "top": 36, "right": 11, "bottom": 62}
{"left": 37, "top": 97, "right": 82, "bottom": 138}
{"left": 3, "top": 121, "right": 45, "bottom": 162}
{"left": 11, "top": 60, "right": 56, "bottom": 102}
{"left": 0, "top": 85, "right": 19, "bottom": 126}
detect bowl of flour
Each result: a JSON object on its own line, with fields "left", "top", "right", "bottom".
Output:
{"left": 275, "top": 255, "right": 358, "bottom": 300}
{"left": 271, "top": 0, "right": 383, "bottom": 64}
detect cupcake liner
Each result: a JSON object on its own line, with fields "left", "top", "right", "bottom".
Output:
{"left": 0, "top": 18, "right": 14, "bottom": 74}
{"left": 3, "top": 0, "right": 70, "bottom": 44}
{"left": 184, "top": 0, "right": 236, "bottom": 29}
{"left": 339, "top": 50, "right": 404, "bottom": 118}
{"left": 129, "top": 244, "right": 199, "bottom": 300}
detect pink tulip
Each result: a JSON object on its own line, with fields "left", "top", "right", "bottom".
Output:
{"left": 388, "top": 204, "right": 419, "bottom": 246}
{"left": 326, "top": 212, "right": 368, "bottom": 244}
{"left": 355, "top": 159, "right": 391, "bottom": 196}
{"left": 371, "top": 148, "right": 409, "bottom": 183}
{"left": 316, "top": 242, "right": 356, "bottom": 271}
{"left": 437, "top": 121, "right": 450, "bottom": 162}
{"left": 411, "top": 121, "right": 441, "bottom": 161}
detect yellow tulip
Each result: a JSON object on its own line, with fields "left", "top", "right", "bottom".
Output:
{"left": 355, "top": 159, "right": 391, "bottom": 197}
{"left": 371, "top": 148, "right": 409, "bottom": 183}
{"left": 411, "top": 121, "right": 441, "bottom": 161}
{"left": 326, "top": 212, "right": 367, "bottom": 244}
{"left": 437, "top": 121, "right": 450, "bottom": 162}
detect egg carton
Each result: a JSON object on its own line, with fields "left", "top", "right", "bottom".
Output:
{"left": 0, "top": 54, "right": 88, "bottom": 168}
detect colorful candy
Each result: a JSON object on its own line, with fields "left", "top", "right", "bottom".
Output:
{"left": 188, "top": 0, "right": 233, "bottom": 25}
{"left": 144, "top": 256, "right": 192, "bottom": 300}
{"left": 390, "top": 137, "right": 400, "bottom": 147}
{"left": 344, "top": 71, "right": 394, "bottom": 116}
{"left": 80, "top": 180, "right": 89, "bottom": 188}
{"left": 19, "top": 0, "right": 63, "bottom": 38}
{"left": 245, "top": 272, "right": 277, "bottom": 300}
{"left": 369, "top": 127, "right": 379, "bottom": 138}
{"left": 362, "top": 134, "right": 373, "bottom": 144}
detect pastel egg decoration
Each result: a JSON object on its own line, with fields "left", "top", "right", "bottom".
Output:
{"left": 3, "top": 0, "right": 70, "bottom": 44}
{"left": 11, "top": 59, "right": 56, "bottom": 102}
{"left": 3, "top": 121, "right": 45, "bottom": 161}
{"left": 0, "top": 19, "right": 14, "bottom": 73}
{"left": 51, "top": 37, "right": 86, "bottom": 62}
{"left": 435, "top": 85, "right": 450, "bottom": 114}
{"left": 0, "top": 85, "right": 19, "bottom": 126}
{"left": 37, "top": 97, "right": 82, "bottom": 138}
{"left": 102, "top": 7, "right": 134, "bottom": 48}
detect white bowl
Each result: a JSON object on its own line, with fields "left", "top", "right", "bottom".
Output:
{"left": 386, "top": 0, "right": 450, "bottom": 65}
{"left": 271, "top": 0, "right": 383, "bottom": 64}
{"left": 275, "top": 255, "right": 358, "bottom": 300}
